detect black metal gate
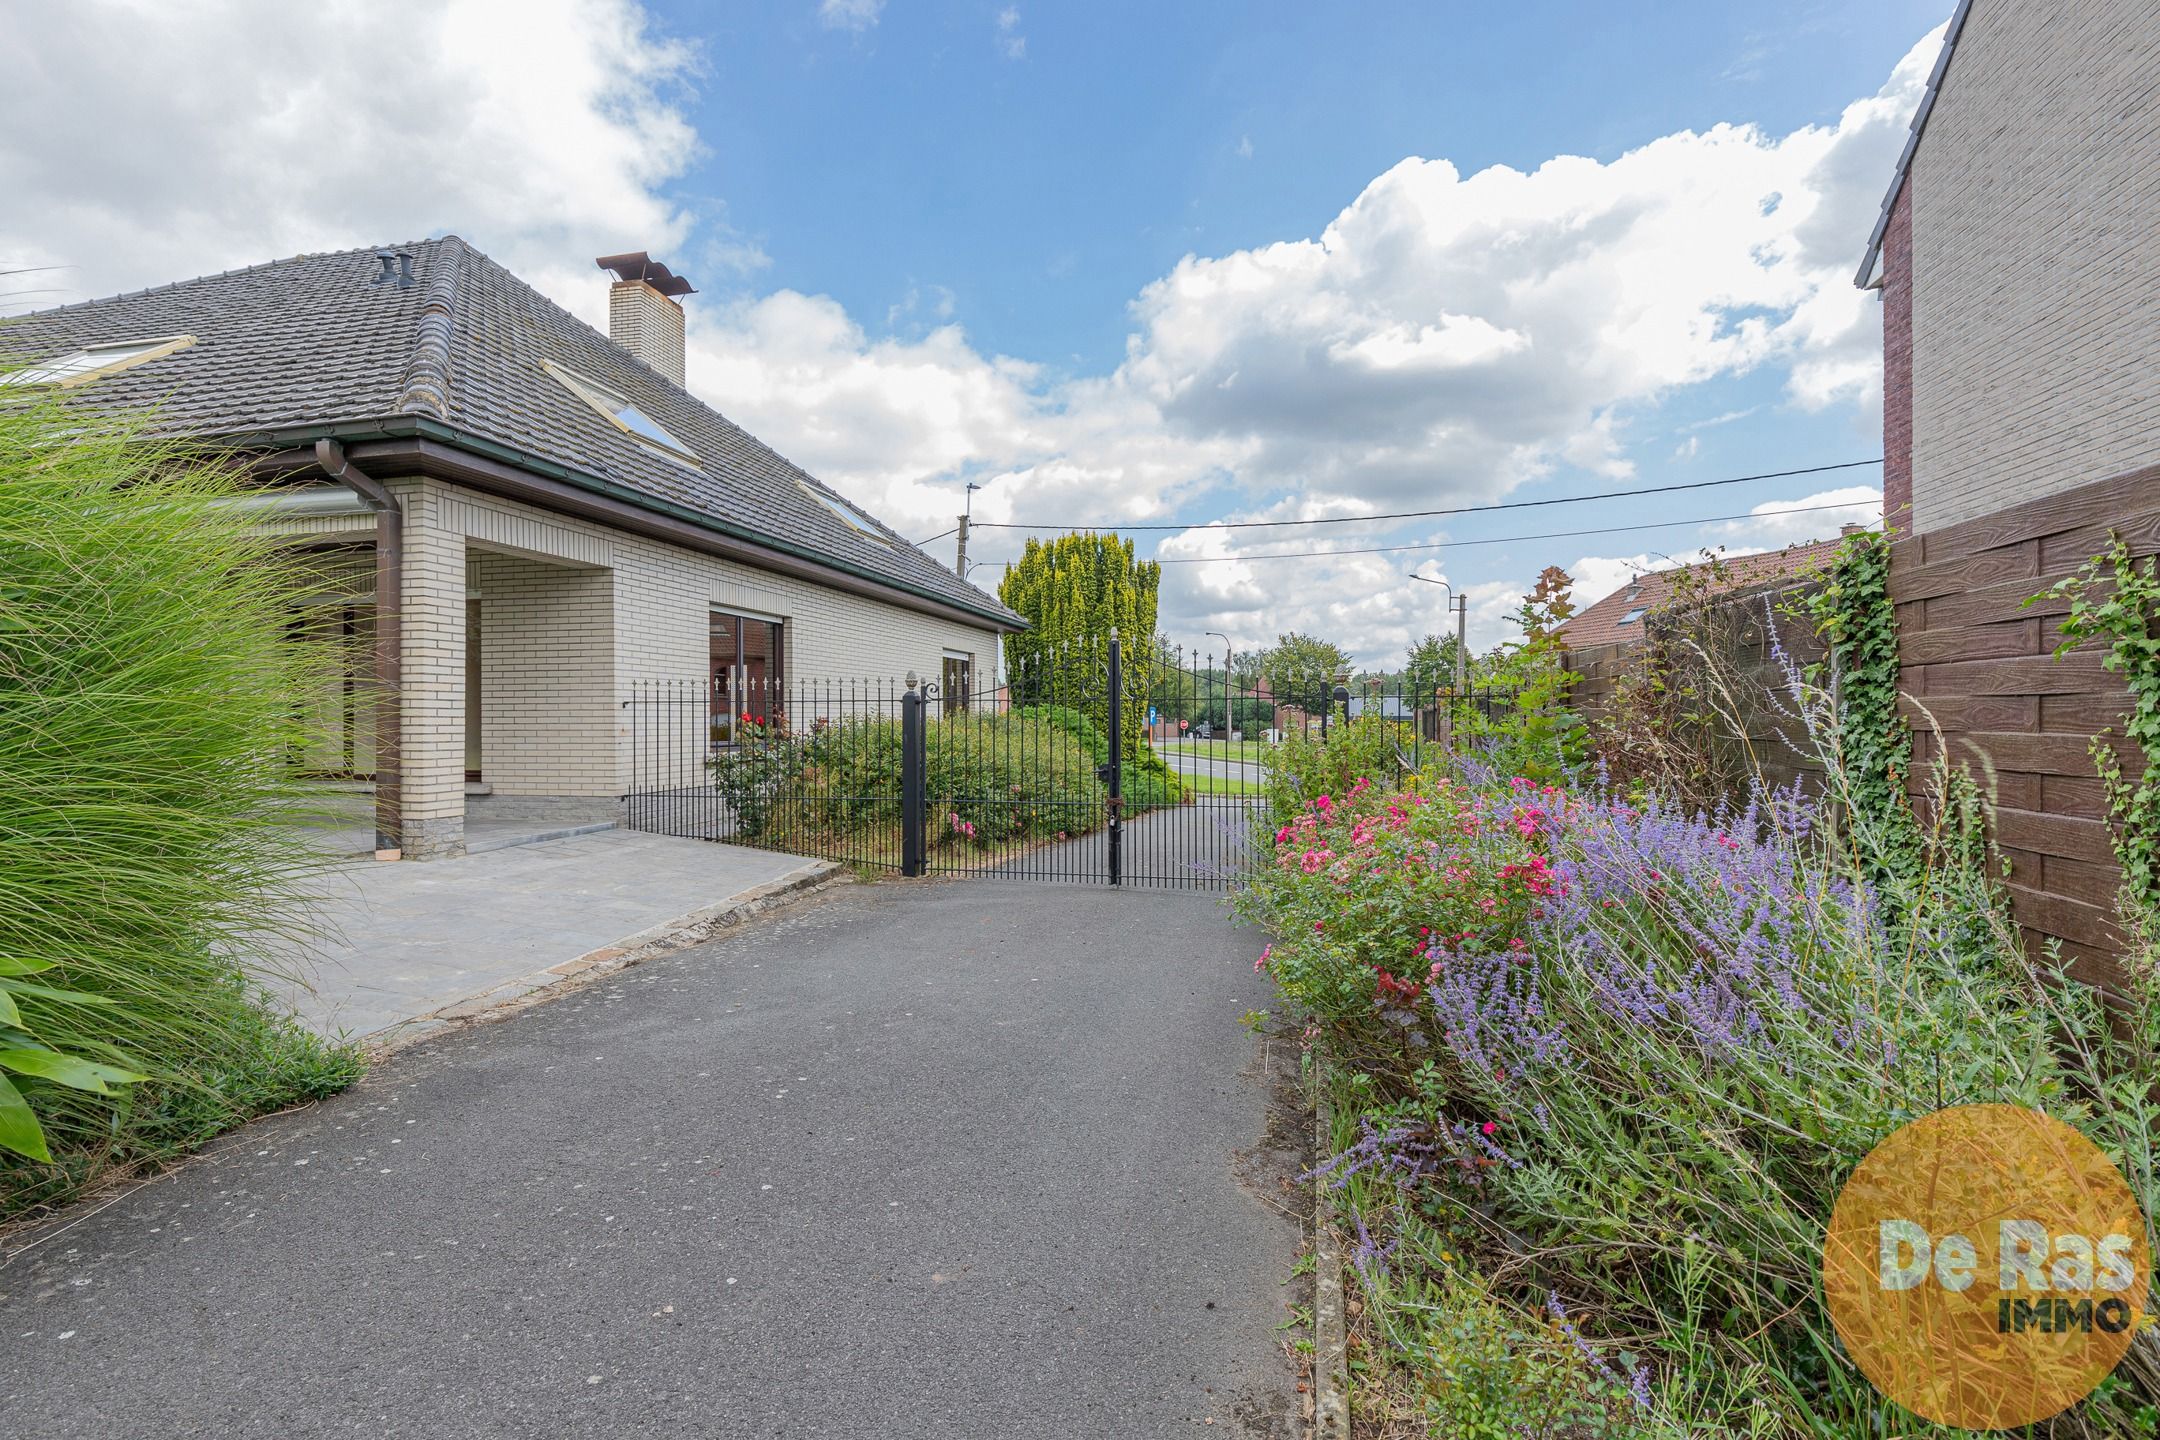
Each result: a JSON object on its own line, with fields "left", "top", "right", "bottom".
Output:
{"left": 621, "top": 634, "right": 1427, "bottom": 890}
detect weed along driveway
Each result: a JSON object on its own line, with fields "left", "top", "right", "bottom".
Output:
{"left": 0, "top": 878, "right": 1305, "bottom": 1439}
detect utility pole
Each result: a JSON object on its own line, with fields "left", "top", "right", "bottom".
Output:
{"left": 955, "top": 481, "right": 981, "bottom": 577}
{"left": 1453, "top": 592, "right": 1469, "bottom": 697}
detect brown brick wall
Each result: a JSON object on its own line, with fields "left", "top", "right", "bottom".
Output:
{"left": 1879, "top": 189, "right": 1913, "bottom": 531}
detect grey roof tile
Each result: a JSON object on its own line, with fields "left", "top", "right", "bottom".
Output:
{"left": 3, "top": 238, "right": 1019, "bottom": 626}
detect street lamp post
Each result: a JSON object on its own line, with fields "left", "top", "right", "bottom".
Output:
{"left": 1410, "top": 573, "right": 1470, "bottom": 752}
{"left": 1205, "top": 631, "right": 1231, "bottom": 734}
{"left": 1409, "top": 573, "right": 1470, "bottom": 697}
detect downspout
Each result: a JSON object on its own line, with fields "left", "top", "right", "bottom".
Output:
{"left": 315, "top": 438, "right": 404, "bottom": 860}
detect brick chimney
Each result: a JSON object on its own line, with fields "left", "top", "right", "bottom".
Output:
{"left": 595, "top": 252, "right": 695, "bottom": 388}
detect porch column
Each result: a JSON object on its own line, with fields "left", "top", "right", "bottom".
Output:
{"left": 399, "top": 484, "right": 468, "bottom": 859}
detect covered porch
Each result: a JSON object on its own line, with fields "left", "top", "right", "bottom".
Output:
{"left": 273, "top": 474, "right": 622, "bottom": 860}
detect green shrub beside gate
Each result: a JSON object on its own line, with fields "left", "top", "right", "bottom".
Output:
{"left": 711, "top": 710, "right": 1116, "bottom": 854}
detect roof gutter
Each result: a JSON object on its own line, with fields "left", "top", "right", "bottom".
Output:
{"left": 210, "top": 484, "right": 372, "bottom": 518}
{"left": 314, "top": 439, "right": 405, "bottom": 860}
{"left": 234, "top": 415, "right": 1025, "bottom": 634}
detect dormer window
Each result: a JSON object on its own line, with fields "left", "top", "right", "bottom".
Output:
{"left": 543, "top": 359, "right": 698, "bottom": 466}
{"left": 1, "top": 334, "right": 195, "bottom": 389}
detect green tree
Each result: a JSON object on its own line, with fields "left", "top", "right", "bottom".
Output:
{"left": 1257, "top": 632, "right": 1351, "bottom": 711}
{"left": 996, "top": 532, "right": 1161, "bottom": 760}
{"left": 1468, "top": 566, "right": 1586, "bottom": 783}
{"left": 1404, "top": 633, "right": 1462, "bottom": 704}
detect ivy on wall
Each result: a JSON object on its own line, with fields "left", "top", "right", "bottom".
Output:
{"left": 1803, "top": 528, "right": 1922, "bottom": 892}
{"left": 2036, "top": 533, "right": 2160, "bottom": 923}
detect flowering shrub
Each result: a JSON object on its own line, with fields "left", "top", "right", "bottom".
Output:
{"left": 707, "top": 716, "right": 809, "bottom": 840}
{"left": 1260, "top": 711, "right": 1404, "bottom": 826}
{"left": 1244, "top": 758, "right": 2160, "bottom": 1431}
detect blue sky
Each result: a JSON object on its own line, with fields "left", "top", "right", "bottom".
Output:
{"left": 3, "top": 0, "right": 1952, "bottom": 661}
{"left": 661, "top": 1, "right": 1943, "bottom": 372}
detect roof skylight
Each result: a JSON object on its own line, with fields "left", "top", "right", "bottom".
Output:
{"left": 1, "top": 334, "right": 195, "bottom": 389}
{"left": 543, "top": 360, "right": 698, "bottom": 466}
{"left": 798, "top": 480, "right": 888, "bottom": 541}
{"left": 1619, "top": 607, "right": 1649, "bottom": 625}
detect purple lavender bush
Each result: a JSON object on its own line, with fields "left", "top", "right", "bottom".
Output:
{"left": 1241, "top": 718, "right": 2160, "bottom": 1432}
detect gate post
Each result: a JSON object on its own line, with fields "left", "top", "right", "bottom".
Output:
{"left": 1105, "top": 632, "right": 1123, "bottom": 887}
{"left": 901, "top": 673, "right": 927, "bottom": 877}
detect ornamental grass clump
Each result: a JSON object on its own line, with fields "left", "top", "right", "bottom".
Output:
{"left": 0, "top": 385, "right": 362, "bottom": 1215}
{"left": 1241, "top": 710, "right": 2160, "bottom": 1432}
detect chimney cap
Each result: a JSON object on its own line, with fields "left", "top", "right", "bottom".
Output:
{"left": 595, "top": 251, "right": 695, "bottom": 298}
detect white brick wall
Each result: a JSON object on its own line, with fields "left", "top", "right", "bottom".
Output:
{"left": 1908, "top": 0, "right": 2160, "bottom": 532}
{"left": 398, "top": 481, "right": 470, "bottom": 857}
{"left": 273, "top": 476, "right": 1004, "bottom": 855}
{"left": 608, "top": 281, "right": 686, "bottom": 388}
{"left": 469, "top": 549, "right": 616, "bottom": 798}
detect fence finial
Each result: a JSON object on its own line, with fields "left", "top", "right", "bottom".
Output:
{"left": 905, "top": 670, "right": 919, "bottom": 691}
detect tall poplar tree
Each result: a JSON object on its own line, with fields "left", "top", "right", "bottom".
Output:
{"left": 997, "top": 532, "right": 1161, "bottom": 757}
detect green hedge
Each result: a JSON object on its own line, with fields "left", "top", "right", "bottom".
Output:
{"left": 1015, "top": 703, "right": 1183, "bottom": 811}
{"left": 718, "top": 710, "right": 1115, "bottom": 852}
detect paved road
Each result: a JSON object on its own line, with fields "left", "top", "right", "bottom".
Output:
{"left": 966, "top": 798, "right": 1260, "bottom": 889}
{"left": 1159, "top": 750, "right": 1266, "bottom": 788}
{"left": 1, "top": 879, "right": 1305, "bottom": 1439}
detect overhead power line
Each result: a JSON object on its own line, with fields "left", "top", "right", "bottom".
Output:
{"left": 918, "top": 458, "right": 1881, "bottom": 543}
{"left": 1149, "top": 498, "right": 1876, "bottom": 564}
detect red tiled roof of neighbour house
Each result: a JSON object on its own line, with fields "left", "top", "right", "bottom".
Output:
{"left": 1554, "top": 534, "right": 1852, "bottom": 651}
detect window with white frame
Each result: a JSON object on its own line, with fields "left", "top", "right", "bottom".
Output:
{"left": 1, "top": 334, "right": 195, "bottom": 389}
{"left": 543, "top": 359, "right": 700, "bottom": 466}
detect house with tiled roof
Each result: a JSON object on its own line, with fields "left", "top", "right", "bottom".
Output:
{"left": 3, "top": 239, "right": 1022, "bottom": 859}
{"left": 1554, "top": 532, "right": 1856, "bottom": 652}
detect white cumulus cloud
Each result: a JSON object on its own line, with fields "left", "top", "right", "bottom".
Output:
{"left": 0, "top": 0, "right": 708, "bottom": 326}
{"left": 818, "top": 0, "right": 885, "bottom": 33}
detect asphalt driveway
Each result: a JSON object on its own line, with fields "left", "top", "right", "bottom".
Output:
{"left": 0, "top": 878, "right": 1305, "bottom": 1439}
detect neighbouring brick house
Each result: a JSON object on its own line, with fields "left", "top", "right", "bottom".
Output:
{"left": 5, "top": 239, "right": 1022, "bottom": 860}
{"left": 1856, "top": 0, "right": 2160, "bottom": 975}
{"left": 1555, "top": 539, "right": 1847, "bottom": 798}
{"left": 1554, "top": 536, "right": 1851, "bottom": 653}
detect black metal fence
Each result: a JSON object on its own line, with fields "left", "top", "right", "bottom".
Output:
{"left": 621, "top": 675, "right": 923, "bottom": 872}
{"left": 620, "top": 638, "right": 1515, "bottom": 888}
{"left": 1425, "top": 685, "right": 1522, "bottom": 739}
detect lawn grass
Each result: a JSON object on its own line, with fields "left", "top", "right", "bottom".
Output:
{"left": 1156, "top": 737, "right": 1270, "bottom": 764}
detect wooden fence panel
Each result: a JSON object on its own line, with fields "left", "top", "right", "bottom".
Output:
{"left": 1892, "top": 462, "right": 2160, "bottom": 986}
